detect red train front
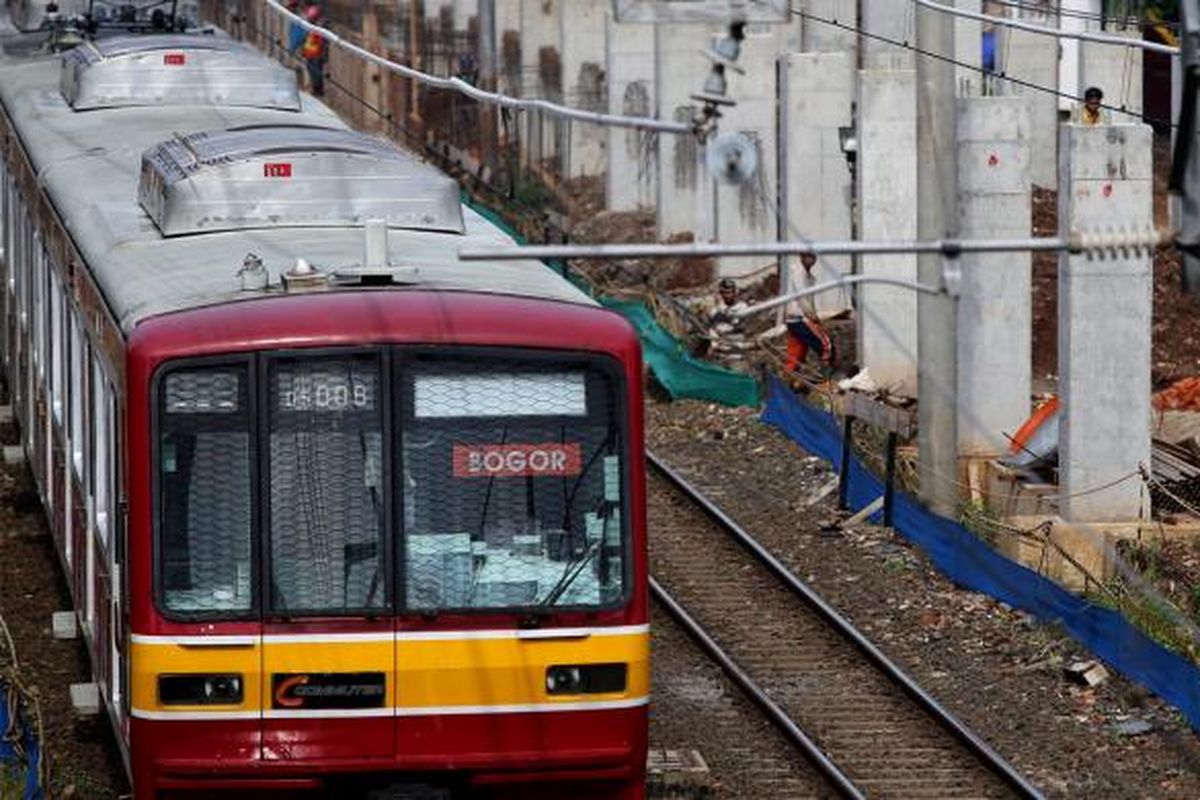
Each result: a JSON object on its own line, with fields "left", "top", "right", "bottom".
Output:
{"left": 0, "top": 31, "right": 648, "bottom": 799}
{"left": 126, "top": 292, "right": 649, "bottom": 799}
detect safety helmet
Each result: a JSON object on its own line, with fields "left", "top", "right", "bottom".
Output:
{"left": 718, "top": 278, "right": 736, "bottom": 292}
{"left": 304, "top": 4, "right": 321, "bottom": 22}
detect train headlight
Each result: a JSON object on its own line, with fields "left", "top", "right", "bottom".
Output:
{"left": 545, "top": 664, "right": 627, "bottom": 695}
{"left": 159, "top": 674, "right": 244, "bottom": 706}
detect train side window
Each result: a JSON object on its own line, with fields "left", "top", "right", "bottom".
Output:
{"left": 32, "top": 236, "right": 44, "bottom": 379}
{"left": 49, "top": 266, "right": 64, "bottom": 422}
{"left": 93, "top": 361, "right": 112, "bottom": 547}
{"left": 401, "top": 358, "right": 627, "bottom": 612}
{"left": 266, "top": 353, "right": 386, "bottom": 613}
{"left": 157, "top": 363, "right": 254, "bottom": 614}
{"left": 70, "top": 317, "right": 86, "bottom": 477}
{"left": 0, "top": 160, "right": 8, "bottom": 266}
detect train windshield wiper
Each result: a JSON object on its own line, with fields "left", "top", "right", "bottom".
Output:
{"left": 539, "top": 538, "right": 601, "bottom": 607}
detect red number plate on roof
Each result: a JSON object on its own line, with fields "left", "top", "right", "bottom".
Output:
{"left": 163, "top": 53, "right": 186, "bottom": 65}
{"left": 453, "top": 443, "right": 583, "bottom": 478}
{"left": 263, "top": 163, "right": 293, "bottom": 178}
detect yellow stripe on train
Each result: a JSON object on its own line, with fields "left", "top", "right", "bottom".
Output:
{"left": 130, "top": 630, "right": 649, "bottom": 715}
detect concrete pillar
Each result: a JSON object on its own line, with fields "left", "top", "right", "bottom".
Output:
{"left": 857, "top": 69, "right": 918, "bottom": 395}
{"left": 518, "top": 0, "right": 562, "bottom": 172}
{"left": 1078, "top": 22, "right": 1143, "bottom": 120}
{"left": 712, "top": 25, "right": 797, "bottom": 278}
{"left": 1057, "top": 0, "right": 1097, "bottom": 111}
{"left": 454, "top": 0, "right": 476, "bottom": 32}
{"left": 560, "top": 0, "right": 607, "bottom": 179}
{"left": 780, "top": 51, "right": 854, "bottom": 316}
{"left": 953, "top": 0, "right": 982, "bottom": 98}
{"left": 654, "top": 23, "right": 719, "bottom": 243}
{"left": 801, "top": 0, "right": 857, "bottom": 55}
{"left": 1058, "top": 123, "right": 1153, "bottom": 522}
{"left": 956, "top": 97, "right": 1032, "bottom": 457}
{"left": 862, "top": 0, "right": 914, "bottom": 68}
{"left": 999, "top": 7, "right": 1059, "bottom": 188}
{"left": 606, "top": 13, "right": 658, "bottom": 210}
{"left": 496, "top": 0, "right": 522, "bottom": 96}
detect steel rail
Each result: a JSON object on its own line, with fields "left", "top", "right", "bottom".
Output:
{"left": 649, "top": 576, "right": 866, "bottom": 800}
{"left": 647, "top": 449, "right": 1046, "bottom": 800}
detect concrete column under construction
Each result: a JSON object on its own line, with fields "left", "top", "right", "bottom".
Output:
{"left": 801, "top": 0, "right": 856, "bottom": 55}
{"left": 711, "top": 25, "right": 797, "bottom": 278}
{"left": 559, "top": 0, "right": 607, "bottom": 179}
{"left": 518, "top": 0, "right": 562, "bottom": 173}
{"left": 956, "top": 97, "right": 1032, "bottom": 457}
{"left": 654, "top": 23, "right": 717, "bottom": 243}
{"left": 1078, "top": 22, "right": 1144, "bottom": 120}
{"left": 779, "top": 51, "right": 854, "bottom": 317}
{"left": 1058, "top": 123, "right": 1153, "bottom": 522}
{"left": 857, "top": 68, "right": 919, "bottom": 395}
{"left": 953, "top": 0, "right": 982, "bottom": 97}
{"left": 998, "top": 7, "right": 1059, "bottom": 188}
{"left": 861, "top": 0, "right": 914, "bottom": 68}
{"left": 605, "top": 13, "right": 657, "bottom": 210}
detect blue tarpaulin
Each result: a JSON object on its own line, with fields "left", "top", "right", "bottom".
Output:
{"left": 0, "top": 679, "right": 42, "bottom": 800}
{"left": 761, "top": 376, "right": 1200, "bottom": 732}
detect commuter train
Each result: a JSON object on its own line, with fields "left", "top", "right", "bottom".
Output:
{"left": 0, "top": 21, "right": 648, "bottom": 799}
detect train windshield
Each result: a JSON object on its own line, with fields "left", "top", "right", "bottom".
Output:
{"left": 403, "top": 357, "right": 625, "bottom": 610}
{"left": 155, "top": 350, "right": 627, "bottom": 617}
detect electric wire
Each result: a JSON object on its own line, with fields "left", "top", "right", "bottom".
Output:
{"left": 986, "top": 0, "right": 1178, "bottom": 31}
{"left": 914, "top": 0, "right": 1179, "bottom": 55}
{"left": 791, "top": 5, "right": 1174, "bottom": 127}
{"left": 264, "top": 0, "right": 692, "bottom": 134}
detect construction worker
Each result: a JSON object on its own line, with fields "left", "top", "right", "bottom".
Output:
{"left": 299, "top": 4, "right": 327, "bottom": 97}
{"left": 1074, "top": 86, "right": 1111, "bottom": 126}
{"left": 784, "top": 253, "right": 836, "bottom": 372}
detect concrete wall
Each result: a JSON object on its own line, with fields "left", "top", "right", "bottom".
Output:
{"left": 956, "top": 97, "right": 1032, "bottom": 456}
{"left": 655, "top": 23, "right": 719, "bottom": 242}
{"left": 999, "top": 18, "right": 1059, "bottom": 188}
{"left": 1057, "top": 123, "right": 1153, "bottom": 522}
{"left": 711, "top": 25, "right": 797, "bottom": 278}
{"left": 560, "top": 0, "right": 607, "bottom": 178}
{"left": 518, "top": 0, "right": 562, "bottom": 171}
{"left": 606, "top": 12, "right": 658, "bottom": 210}
{"left": 861, "top": 0, "right": 914, "bottom": 68}
{"left": 801, "top": 0, "right": 856, "bottom": 55}
{"left": 953, "top": 0, "right": 982, "bottom": 98}
{"left": 857, "top": 69, "right": 919, "bottom": 395}
{"left": 1079, "top": 23, "right": 1143, "bottom": 121}
{"left": 780, "top": 51, "right": 854, "bottom": 316}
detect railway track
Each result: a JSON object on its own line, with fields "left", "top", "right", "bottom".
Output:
{"left": 647, "top": 451, "right": 1045, "bottom": 800}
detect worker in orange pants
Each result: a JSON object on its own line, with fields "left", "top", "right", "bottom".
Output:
{"left": 785, "top": 316, "right": 835, "bottom": 371}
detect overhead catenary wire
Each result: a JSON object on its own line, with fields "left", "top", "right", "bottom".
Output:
{"left": 263, "top": 0, "right": 692, "bottom": 134}
{"left": 985, "top": 0, "right": 1178, "bottom": 31}
{"left": 913, "top": 0, "right": 1180, "bottom": 55}
{"left": 790, "top": 5, "right": 1173, "bottom": 127}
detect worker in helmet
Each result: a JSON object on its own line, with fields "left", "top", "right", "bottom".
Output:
{"left": 299, "top": 4, "right": 327, "bottom": 97}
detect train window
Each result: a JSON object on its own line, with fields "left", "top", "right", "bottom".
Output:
{"left": 158, "top": 364, "right": 254, "bottom": 614}
{"left": 32, "top": 237, "right": 43, "bottom": 379}
{"left": 69, "top": 317, "right": 86, "bottom": 477}
{"left": 93, "top": 361, "right": 112, "bottom": 547}
{"left": 49, "top": 266, "right": 63, "bottom": 422}
{"left": 402, "top": 358, "right": 625, "bottom": 611}
{"left": 267, "top": 354, "right": 386, "bottom": 613}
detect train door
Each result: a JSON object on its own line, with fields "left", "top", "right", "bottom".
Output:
{"left": 259, "top": 350, "right": 395, "bottom": 761}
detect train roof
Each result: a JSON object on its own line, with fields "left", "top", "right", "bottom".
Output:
{"left": 0, "top": 33, "right": 593, "bottom": 335}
